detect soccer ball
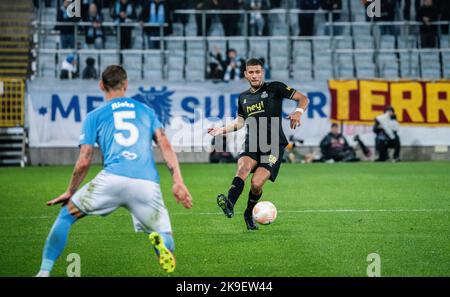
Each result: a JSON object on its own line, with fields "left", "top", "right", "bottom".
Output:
{"left": 252, "top": 201, "right": 277, "bottom": 225}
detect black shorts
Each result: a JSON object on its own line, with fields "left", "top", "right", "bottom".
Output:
{"left": 238, "top": 145, "right": 286, "bottom": 182}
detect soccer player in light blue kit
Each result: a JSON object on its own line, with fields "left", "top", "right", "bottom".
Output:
{"left": 36, "top": 65, "right": 192, "bottom": 276}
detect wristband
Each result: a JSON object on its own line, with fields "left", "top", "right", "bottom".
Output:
{"left": 295, "top": 108, "right": 305, "bottom": 114}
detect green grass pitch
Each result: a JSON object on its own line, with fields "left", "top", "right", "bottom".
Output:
{"left": 0, "top": 162, "right": 449, "bottom": 276}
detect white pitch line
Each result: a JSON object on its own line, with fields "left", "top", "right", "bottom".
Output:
{"left": 172, "top": 209, "right": 450, "bottom": 215}
{"left": 0, "top": 209, "right": 448, "bottom": 221}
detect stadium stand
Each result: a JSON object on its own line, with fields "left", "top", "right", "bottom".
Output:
{"left": 26, "top": 0, "right": 450, "bottom": 82}
{"left": 0, "top": 0, "right": 33, "bottom": 166}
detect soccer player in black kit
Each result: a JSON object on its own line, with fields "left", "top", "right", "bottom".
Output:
{"left": 208, "top": 58, "right": 309, "bottom": 230}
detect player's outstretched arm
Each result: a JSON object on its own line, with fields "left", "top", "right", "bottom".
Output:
{"left": 208, "top": 116, "right": 245, "bottom": 136}
{"left": 288, "top": 91, "right": 310, "bottom": 129}
{"left": 154, "top": 128, "right": 193, "bottom": 209}
{"left": 47, "top": 144, "right": 94, "bottom": 206}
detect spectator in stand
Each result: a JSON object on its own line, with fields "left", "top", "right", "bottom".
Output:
{"left": 320, "top": 0, "right": 342, "bottom": 35}
{"left": 401, "top": 0, "right": 421, "bottom": 21}
{"left": 60, "top": 54, "right": 78, "bottom": 79}
{"left": 57, "top": 0, "right": 81, "bottom": 49}
{"left": 246, "top": 0, "right": 270, "bottom": 36}
{"left": 139, "top": 0, "right": 171, "bottom": 49}
{"left": 168, "top": 0, "right": 190, "bottom": 25}
{"left": 418, "top": 0, "right": 439, "bottom": 48}
{"left": 220, "top": 0, "right": 241, "bottom": 36}
{"left": 84, "top": 3, "right": 105, "bottom": 49}
{"left": 298, "top": 0, "right": 320, "bottom": 36}
{"left": 82, "top": 57, "right": 98, "bottom": 79}
{"left": 195, "top": 0, "right": 216, "bottom": 36}
{"left": 438, "top": 0, "right": 450, "bottom": 34}
{"left": 212, "top": 48, "right": 246, "bottom": 81}
{"left": 195, "top": 1, "right": 206, "bottom": 36}
{"left": 207, "top": 47, "right": 224, "bottom": 80}
{"left": 111, "top": 0, "right": 137, "bottom": 49}
{"left": 378, "top": 0, "right": 396, "bottom": 35}
{"left": 271, "top": 0, "right": 282, "bottom": 8}
{"left": 81, "top": 0, "right": 103, "bottom": 21}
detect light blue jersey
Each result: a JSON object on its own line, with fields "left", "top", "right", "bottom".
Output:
{"left": 79, "top": 97, "right": 163, "bottom": 183}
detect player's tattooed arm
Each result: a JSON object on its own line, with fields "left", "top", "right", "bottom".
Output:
{"left": 47, "top": 145, "right": 94, "bottom": 206}
{"left": 154, "top": 128, "right": 193, "bottom": 209}
{"left": 68, "top": 145, "right": 94, "bottom": 195}
{"left": 208, "top": 116, "right": 245, "bottom": 136}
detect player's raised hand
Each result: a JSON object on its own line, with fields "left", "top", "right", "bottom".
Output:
{"left": 288, "top": 111, "right": 302, "bottom": 129}
{"left": 47, "top": 191, "right": 72, "bottom": 206}
{"left": 172, "top": 182, "right": 193, "bottom": 209}
{"left": 208, "top": 127, "right": 224, "bottom": 137}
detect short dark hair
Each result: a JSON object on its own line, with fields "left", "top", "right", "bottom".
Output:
{"left": 385, "top": 106, "right": 395, "bottom": 113}
{"left": 101, "top": 65, "right": 127, "bottom": 92}
{"left": 246, "top": 58, "right": 264, "bottom": 69}
{"left": 331, "top": 123, "right": 339, "bottom": 128}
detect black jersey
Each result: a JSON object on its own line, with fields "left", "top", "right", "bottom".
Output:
{"left": 237, "top": 81, "right": 297, "bottom": 150}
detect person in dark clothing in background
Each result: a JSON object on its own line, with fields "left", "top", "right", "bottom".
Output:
{"left": 220, "top": 0, "right": 241, "bottom": 36}
{"left": 111, "top": 0, "right": 137, "bottom": 49}
{"left": 320, "top": 123, "right": 360, "bottom": 162}
{"left": 298, "top": 0, "right": 320, "bottom": 36}
{"left": 321, "top": 0, "right": 342, "bottom": 35}
{"left": 82, "top": 57, "right": 98, "bottom": 79}
{"left": 57, "top": 0, "right": 81, "bottom": 49}
{"left": 438, "top": 0, "right": 450, "bottom": 34}
{"left": 196, "top": 0, "right": 220, "bottom": 36}
{"left": 417, "top": 0, "right": 439, "bottom": 48}
{"left": 378, "top": 0, "right": 396, "bottom": 35}
{"left": 84, "top": 2, "right": 105, "bottom": 49}
{"left": 373, "top": 106, "right": 401, "bottom": 162}
{"left": 213, "top": 48, "right": 246, "bottom": 81}
{"left": 81, "top": 0, "right": 103, "bottom": 22}
{"left": 139, "top": 0, "right": 171, "bottom": 49}
{"left": 402, "top": 0, "right": 421, "bottom": 21}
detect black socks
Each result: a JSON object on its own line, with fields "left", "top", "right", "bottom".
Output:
{"left": 247, "top": 190, "right": 262, "bottom": 212}
{"left": 228, "top": 176, "right": 245, "bottom": 206}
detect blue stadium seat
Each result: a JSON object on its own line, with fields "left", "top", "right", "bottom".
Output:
{"left": 356, "top": 66, "right": 376, "bottom": 78}
{"left": 249, "top": 38, "right": 269, "bottom": 61}
{"left": 270, "top": 39, "right": 289, "bottom": 57}
{"left": 420, "top": 52, "right": 441, "bottom": 79}
{"left": 293, "top": 40, "right": 312, "bottom": 56}
{"left": 335, "top": 36, "right": 353, "bottom": 49}
{"left": 314, "top": 68, "right": 332, "bottom": 80}
{"left": 377, "top": 53, "right": 398, "bottom": 78}
{"left": 143, "top": 51, "right": 164, "bottom": 81}
{"left": 37, "top": 51, "right": 56, "bottom": 78}
{"left": 442, "top": 52, "right": 450, "bottom": 78}
{"left": 379, "top": 35, "right": 396, "bottom": 49}
{"left": 400, "top": 52, "right": 420, "bottom": 78}
{"left": 354, "top": 35, "right": 374, "bottom": 49}
{"left": 270, "top": 69, "right": 290, "bottom": 81}
{"left": 98, "top": 50, "right": 120, "bottom": 72}
{"left": 122, "top": 50, "right": 142, "bottom": 80}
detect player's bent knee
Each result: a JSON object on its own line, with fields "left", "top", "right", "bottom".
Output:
{"left": 250, "top": 180, "right": 264, "bottom": 194}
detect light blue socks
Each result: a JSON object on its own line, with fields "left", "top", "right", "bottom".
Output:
{"left": 39, "top": 206, "right": 77, "bottom": 273}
